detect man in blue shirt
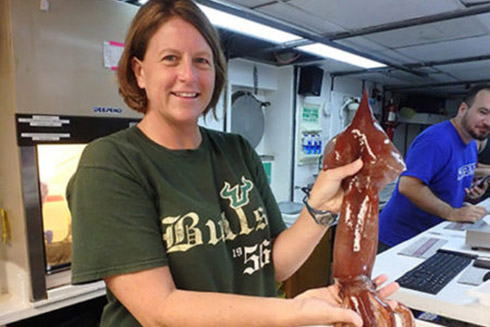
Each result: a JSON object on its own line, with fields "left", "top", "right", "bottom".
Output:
{"left": 379, "top": 85, "right": 490, "bottom": 250}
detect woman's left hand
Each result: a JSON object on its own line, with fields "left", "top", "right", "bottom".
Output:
{"left": 308, "top": 158, "right": 363, "bottom": 213}
{"left": 296, "top": 274, "right": 399, "bottom": 309}
{"left": 293, "top": 274, "right": 400, "bottom": 326}
{"left": 294, "top": 284, "right": 362, "bottom": 326}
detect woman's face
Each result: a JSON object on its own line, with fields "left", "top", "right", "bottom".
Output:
{"left": 133, "top": 16, "right": 215, "bottom": 126}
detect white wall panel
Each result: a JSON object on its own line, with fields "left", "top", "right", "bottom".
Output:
{"left": 10, "top": 0, "right": 141, "bottom": 118}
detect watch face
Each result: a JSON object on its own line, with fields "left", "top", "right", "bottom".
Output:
{"left": 317, "top": 212, "right": 335, "bottom": 226}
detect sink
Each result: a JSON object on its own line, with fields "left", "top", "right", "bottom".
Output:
{"left": 278, "top": 201, "right": 303, "bottom": 214}
{"left": 278, "top": 201, "right": 303, "bottom": 227}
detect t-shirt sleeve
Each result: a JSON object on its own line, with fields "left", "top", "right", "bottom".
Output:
{"left": 67, "top": 140, "right": 167, "bottom": 284}
{"left": 402, "top": 136, "right": 446, "bottom": 184}
{"left": 239, "top": 137, "right": 287, "bottom": 238}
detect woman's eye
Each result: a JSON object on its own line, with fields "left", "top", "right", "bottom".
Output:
{"left": 162, "top": 55, "right": 177, "bottom": 62}
{"left": 196, "top": 57, "right": 211, "bottom": 65}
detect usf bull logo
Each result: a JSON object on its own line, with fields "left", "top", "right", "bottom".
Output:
{"left": 220, "top": 176, "right": 255, "bottom": 235}
{"left": 220, "top": 176, "right": 253, "bottom": 209}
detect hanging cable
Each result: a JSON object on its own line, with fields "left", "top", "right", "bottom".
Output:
{"left": 253, "top": 65, "right": 258, "bottom": 95}
{"left": 1, "top": 208, "right": 10, "bottom": 244}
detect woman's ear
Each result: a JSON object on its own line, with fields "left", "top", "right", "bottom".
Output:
{"left": 132, "top": 57, "right": 146, "bottom": 89}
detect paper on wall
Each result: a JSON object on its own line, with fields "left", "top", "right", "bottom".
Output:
{"left": 103, "top": 41, "right": 124, "bottom": 71}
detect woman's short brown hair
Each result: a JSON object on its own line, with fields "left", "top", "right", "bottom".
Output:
{"left": 117, "top": 0, "right": 227, "bottom": 116}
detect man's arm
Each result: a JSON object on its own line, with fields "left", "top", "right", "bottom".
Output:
{"left": 398, "top": 175, "right": 486, "bottom": 222}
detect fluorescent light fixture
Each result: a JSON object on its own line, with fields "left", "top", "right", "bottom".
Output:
{"left": 138, "top": 0, "right": 149, "bottom": 4}
{"left": 198, "top": 4, "right": 301, "bottom": 44}
{"left": 297, "top": 43, "right": 386, "bottom": 69}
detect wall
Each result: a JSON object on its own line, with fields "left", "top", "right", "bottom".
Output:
{"left": 227, "top": 59, "right": 294, "bottom": 203}
{"left": 0, "top": 0, "right": 30, "bottom": 300}
{"left": 10, "top": 0, "right": 140, "bottom": 118}
{"left": 198, "top": 93, "right": 225, "bottom": 131}
{"left": 293, "top": 74, "right": 383, "bottom": 202}
{"left": 262, "top": 66, "right": 294, "bottom": 202}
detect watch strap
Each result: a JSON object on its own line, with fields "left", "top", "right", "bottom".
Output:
{"left": 302, "top": 195, "right": 339, "bottom": 226}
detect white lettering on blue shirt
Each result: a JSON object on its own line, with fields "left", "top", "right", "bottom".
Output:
{"left": 458, "top": 163, "right": 475, "bottom": 180}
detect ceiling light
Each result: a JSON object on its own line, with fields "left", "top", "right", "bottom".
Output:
{"left": 297, "top": 43, "right": 386, "bottom": 69}
{"left": 198, "top": 5, "right": 301, "bottom": 44}
{"left": 138, "top": 0, "right": 149, "bottom": 4}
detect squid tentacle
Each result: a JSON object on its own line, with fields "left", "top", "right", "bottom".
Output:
{"left": 369, "top": 291, "right": 396, "bottom": 327}
{"left": 394, "top": 303, "right": 416, "bottom": 327}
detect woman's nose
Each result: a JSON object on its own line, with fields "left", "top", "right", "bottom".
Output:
{"left": 178, "top": 58, "right": 197, "bottom": 82}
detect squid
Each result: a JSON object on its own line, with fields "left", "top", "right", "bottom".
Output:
{"left": 322, "top": 90, "right": 414, "bottom": 327}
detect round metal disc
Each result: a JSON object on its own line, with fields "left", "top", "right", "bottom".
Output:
{"left": 231, "top": 92, "right": 265, "bottom": 148}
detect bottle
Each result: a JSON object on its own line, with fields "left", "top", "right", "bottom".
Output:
{"left": 385, "top": 98, "right": 397, "bottom": 140}
{"left": 302, "top": 133, "right": 309, "bottom": 154}
{"left": 313, "top": 134, "right": 319, "bottom": 154}
{"left": 306, "top": 133, "right": 313, "bottom": 155}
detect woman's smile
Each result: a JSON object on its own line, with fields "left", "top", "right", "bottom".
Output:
{"left": 171, "top": 91, "right": 199, "bottom": 99}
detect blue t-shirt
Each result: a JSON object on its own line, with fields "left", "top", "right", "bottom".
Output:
{"left": 379, "top": 120, "right": 477, "bottom": 246}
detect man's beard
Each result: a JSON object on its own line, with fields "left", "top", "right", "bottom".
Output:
{"left": 462, "top": 115, "right": 489, "bottom": 141}
{"left": 469, "top": 130, "right": 487, "bottom": 141}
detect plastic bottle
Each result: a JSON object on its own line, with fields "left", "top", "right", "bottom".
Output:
{"left": 315, "top": 134, "right": 321, "bottom": 154}
{"left": 306, "top": 134, "right": 313, "bottom": 154}
{"left": 302, "top": 133, "right": 309, "bottom": 154}
{"left": 312, "top": 134, "right": 319, "bottom": 154}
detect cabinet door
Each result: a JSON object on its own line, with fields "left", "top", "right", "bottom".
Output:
{"left": 281, "top": 228, "right": 333, "bottom": 298}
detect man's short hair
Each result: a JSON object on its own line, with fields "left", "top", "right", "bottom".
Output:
{"left": 464, "top": 84, "right": 490, "bottom": 107}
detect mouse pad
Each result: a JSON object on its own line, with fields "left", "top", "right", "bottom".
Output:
{"left": 458, "top": 265, "right": 490, "bottom": 286}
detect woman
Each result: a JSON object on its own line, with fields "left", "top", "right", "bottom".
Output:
{"left": 67, "top": 1, "right": 398, "bottom": 326}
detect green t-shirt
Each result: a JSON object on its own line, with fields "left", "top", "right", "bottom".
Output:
{"left": 67, "top": 126, "right": 286, "bottom": 327}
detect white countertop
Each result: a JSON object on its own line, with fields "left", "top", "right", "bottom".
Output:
{"left": 373, "top": 218, "right": 490, "bottom": 327}
{"left": 0, "top": 281, "right": 105, "bottom": 325}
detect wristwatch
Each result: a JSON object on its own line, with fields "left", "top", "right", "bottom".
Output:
{"left": 302, "top": 195, "right": 339, "bottom": 226}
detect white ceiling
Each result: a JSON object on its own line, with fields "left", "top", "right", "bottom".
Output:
{"left": 198, "top": 0, "right": 490, "bottom": 96}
